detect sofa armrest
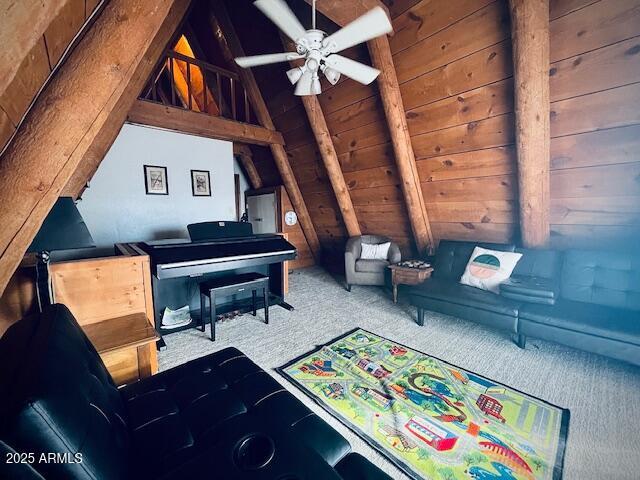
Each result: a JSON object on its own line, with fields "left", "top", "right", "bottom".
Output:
{"left": 388, "top": 243, "right": 401, "bottom": 264}
{"left": 345, "top": 250, "right": 357, "bottom": 284}
{"left": 345, "top": 237, "right": 362, "bottom": 285}
{"left": 345, "top": 236, "right": 362, "bottom": 258}
{"left": 500, "top": 275, "right": 559, "bottom": 305}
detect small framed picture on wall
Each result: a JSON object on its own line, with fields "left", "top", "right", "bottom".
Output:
{"left": 191, "top": 170, "right": 211, "bottom": 197}
{"left": 144, "top": 165, "right": 168, "bottom": 195}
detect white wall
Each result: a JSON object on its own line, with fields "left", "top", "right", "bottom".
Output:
{"left": 78, "top": 124, "right": 238, "bottom": 249}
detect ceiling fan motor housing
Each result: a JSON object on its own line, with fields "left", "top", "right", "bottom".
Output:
{"left": 297, "top": 30, "right": 326, "bottom": 55}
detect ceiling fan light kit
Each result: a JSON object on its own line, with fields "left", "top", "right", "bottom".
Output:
{"left": 235, "top": 0, "right": 393, "bottom": 96}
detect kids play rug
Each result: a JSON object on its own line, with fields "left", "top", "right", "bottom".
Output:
{"left": 278, "top": 328, "right": 569, "bottom": 480}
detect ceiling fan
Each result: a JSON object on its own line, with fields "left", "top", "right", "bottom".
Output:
{"left": 234, "top": 0, "right": 392, "bottom": 96}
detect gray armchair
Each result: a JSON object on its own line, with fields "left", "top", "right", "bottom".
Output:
{"left": 345, "top": 235, "right": 401, "bottom": 291}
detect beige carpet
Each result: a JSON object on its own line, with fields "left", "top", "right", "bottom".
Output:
{"left": 158, "top": 266, "right": 640, "bottom": 480}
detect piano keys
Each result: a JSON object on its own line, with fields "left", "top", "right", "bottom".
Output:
{"left": 139, "top": 234, "right": 296, "bottom": 279}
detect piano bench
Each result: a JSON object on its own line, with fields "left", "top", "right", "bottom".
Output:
{"left": 198, "top": 272, "right": 270, "bottom": 341}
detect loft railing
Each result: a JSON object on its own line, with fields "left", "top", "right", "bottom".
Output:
{"left": 141, "top": 50, "right": 253, "bottom": 124}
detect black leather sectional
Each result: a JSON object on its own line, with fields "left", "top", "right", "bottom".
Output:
{"left": 0, "top": 305, "right": 391, "bottom": 480}
{"left": 409, "top": 240, "right": 640, "bottom": 367}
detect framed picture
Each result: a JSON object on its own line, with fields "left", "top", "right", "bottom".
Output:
{"left": 191, "top": 170, "right": 212, "bottom": 197}
{"left": 144, "top": 165, "right": 168, "bottom": 195}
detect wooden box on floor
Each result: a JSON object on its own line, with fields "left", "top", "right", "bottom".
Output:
{"left": 50, "top": 255, "right": 158, "bottom": 386}
{"left": 0, "top": 254, "right": 158, "bottom": 387}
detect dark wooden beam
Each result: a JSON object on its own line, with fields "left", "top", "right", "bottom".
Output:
{"left": 0, "top": 1, "right": 70, "bottom": 96}
{"left": 305, "top": 0, "right": 434, "bottom": 253}
{"left": 509, "top": 0, "right": 550, "bottom": 247}
{"left": 303, "top": 0, "right": 390, "bottom": 25}
{"left": 0, "top": 0, "right": 188, "bottom": 295}
{"left": 209, "top": 0, "right": 321, "bottom": 260}
{"left": 282, "top": 37, "right": 361, "bottom": 238}
{"left": 127, "top": 100, "right": 285, "bottom": 146}
{"left": 233, "top": 143, "right": 263, "bottom": 189}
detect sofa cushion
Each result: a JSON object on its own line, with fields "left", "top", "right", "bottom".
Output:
{"left": 155, "top": 411, "right": 354, "bottom": 480}
{"left": 500, "top": 275, "right": 558, "bottom": 299}
{"left": 122, "top": 349, "right": 269, "bottom": 477}
{"left": 433, "top": 240, "right": 515, "bottom": 281}
{"left": 355, "top": 258, "right": 389, "bottom": 273}
{"left": 0, "top": 305, "right": 130, "bottom": 480}
{"left": 513, "top": 248, "right": 561, "bottom": 278}
{"left": 560, "top": 249, "right": 640, "bottom": 311}
{"left": 1, "top": 308, "right": 389, "bottom": 480}
{"left": 121, "top": 348, "right": 353, "bottom": 478}
{"left": 411, "top": 278, "right": 520, "bottom": 317}
{"left": 519, "top": 300, "right": 640, "bottom": 346}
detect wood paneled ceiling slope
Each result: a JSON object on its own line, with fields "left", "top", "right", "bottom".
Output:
{"left": 0, "top": 0, "right": 105, "bottom": 153}
{"left": 0, "top": 0, "right": 639, "bottom": 296}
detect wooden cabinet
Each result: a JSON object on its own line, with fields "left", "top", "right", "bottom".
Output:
{"left": 1, "top": 254, "right": 158, "bottom": 386}
{"left": 50, "top": 255, "right": 158, "bottom": 386}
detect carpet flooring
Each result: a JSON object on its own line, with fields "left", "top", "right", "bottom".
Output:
{"left": 158, "top": 267, "right": 640, "bottom": 480}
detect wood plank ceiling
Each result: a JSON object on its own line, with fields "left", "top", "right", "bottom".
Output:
{"left": 225, "top": 0, "right": 640, "bottom": 256}
{"left": 0, "top": 0, "right": 104, "bottom": 153}
{"left": 0, "top": 0, "right": 638, "bottom": 285}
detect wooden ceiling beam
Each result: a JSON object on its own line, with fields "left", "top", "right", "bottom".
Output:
{"left": 208, "top": 0, "right": 321, "bottom": 260}
{"left": 62, "top": 0, "right": 191, "bottom": 200}
{"left": 128, "top": 100, "right": 285, "bottom": 146}
{"left": 368, "top": 37, "right": 434, "bottom": 253}
{"left": 509, "top": 0, "right": 550, "bottom": 247}
{"left": 304, "top": 0, "right": 390, "bottom": 26}
{"left": 283, "top": 37, "right": 361, "bottom": 238}
{"left": 297, "top": 97, "right": 361, "bottom": 237}
{"left": 306, "top": 0, "right": 434, "bottom": 254}
{"left": 233, "top": 144, "right": 263, "bottom": 190}
{"left": 0, "top": 0, "right": 189, "bottom": 295}
{"left": 0, "top": 0, "right": 70, "bottom": 96}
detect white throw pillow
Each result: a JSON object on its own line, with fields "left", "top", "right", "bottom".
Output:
{"left": 360, "top": 242, "right": 391, "bottom": 260}
{"left": 460, "top": 247, "right": 522, "bottom": 293}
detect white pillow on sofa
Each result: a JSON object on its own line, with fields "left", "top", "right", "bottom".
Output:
{"left": 460, "top": 246, "right": 522, "bottom": 293}
{"left": 360, "top": 242, "right": 391, "bottom": 260}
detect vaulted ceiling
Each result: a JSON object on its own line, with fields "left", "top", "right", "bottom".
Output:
{"left": 225, "top": 0, "right": 640, "bottom": 257}
{"left": 0, "top": 0, "right": 639, "bottom": 295}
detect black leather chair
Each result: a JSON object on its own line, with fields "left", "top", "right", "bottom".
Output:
{"left": 0, "top": 305, "right": 391, "bottom": 480}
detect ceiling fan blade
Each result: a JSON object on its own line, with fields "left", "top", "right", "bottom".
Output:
{"left": 322, "top": 7, "right": 392, "bottom": 54}
{"left": 324, "top": 55, "right": 381, "bottom": 85}
{"left": 295, "top": 71, "right": 314, "bottom": 96}
{"left": 235, "top": 52, "right": 303, "bottom": 68}
{"left": 254, "top": 0, "right": 307, "bottom": 42}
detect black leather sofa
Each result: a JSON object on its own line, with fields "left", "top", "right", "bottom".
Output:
{"left": 0, "top": 305, "right": 391, "bottom": 480}
{"left": 409, "top": 240, "right": 640, "bottom": 367}
{"left": 410, "top": 241, "right": 521, "bottom": 332}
